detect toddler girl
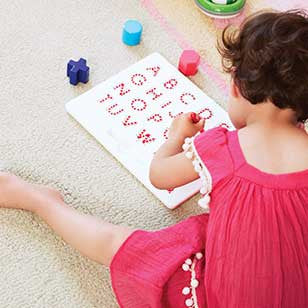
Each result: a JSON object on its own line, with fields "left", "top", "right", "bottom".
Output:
{"left": 1, "top": 9, "right": 308, "bottom": 308}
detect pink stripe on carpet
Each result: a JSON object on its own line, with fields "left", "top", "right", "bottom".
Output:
{"left": 141, "top": 0, "right": 229, "bottom": 96}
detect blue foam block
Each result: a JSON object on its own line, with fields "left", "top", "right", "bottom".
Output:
{"left": 67, "top": 58, "right": 89, "bottom": 85}
{"left": 122, "top": 20, "right": 143, "bottom": 46}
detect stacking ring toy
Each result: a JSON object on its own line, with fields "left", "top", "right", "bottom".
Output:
{"left": 195, "top": 0, "right": 246, "bottom": 19}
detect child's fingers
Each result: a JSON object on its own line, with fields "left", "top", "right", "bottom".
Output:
{"left": 196, "top": 118, "right": 205, "bottom": 131}
{"left": 188, "top": 112, "right": 204, "bottom": 129}
{"left": 190, "top": 112, "right": 200, "bottom": 123}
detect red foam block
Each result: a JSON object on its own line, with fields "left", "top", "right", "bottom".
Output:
{"left": 178, "top": 50, "right": 200, "bottom": 76}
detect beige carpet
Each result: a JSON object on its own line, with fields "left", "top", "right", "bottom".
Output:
{"left": 0, "top": 1, "right": 206, "bottom": 307}
{"left": 0, "top": 1, "right": 305, "bottom": 307}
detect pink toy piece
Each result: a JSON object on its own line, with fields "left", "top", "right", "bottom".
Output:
{"left": 178, "top": 50, "right": 200, "bottom": 76}
{"left": 190, "top": 112, "right": 200, "bottom": 124}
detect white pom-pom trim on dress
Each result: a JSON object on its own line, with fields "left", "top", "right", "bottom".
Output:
{"left": 182, "top": 136, "right": 212, "bottom": 213}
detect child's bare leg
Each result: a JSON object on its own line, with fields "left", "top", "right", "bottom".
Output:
{"left": 35, "top": 202, "right": 135, "bottom": 266}
{"left": 0, "top": 172, "right": 136, "bottom": 267}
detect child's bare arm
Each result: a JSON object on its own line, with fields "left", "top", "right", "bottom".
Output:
{"left": 149, "top": 113, "right": 205, "bottom": 190}
{"left": 149, "top": 139, "right": 199, "bottom": 189}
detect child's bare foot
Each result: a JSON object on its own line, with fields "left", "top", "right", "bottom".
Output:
{"left": 0, "top": 172, "right": 64, "bottom": 212}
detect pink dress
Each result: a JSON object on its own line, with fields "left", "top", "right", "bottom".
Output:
{"left": 109, "top": 126, "right": 308, "bottom": 308}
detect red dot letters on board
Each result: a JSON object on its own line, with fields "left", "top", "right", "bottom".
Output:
{"left": 147, "top": 113, "right": 163, "bottom": 123}
{"left": 99, "top": 94, "right": 113, "bottom": 104}
{"left": 131, "top": 98, "right": 147, "bottom": 111}
{"left": 66, "top": 52, "right": 232, "bottom": 210}
{"left": 114, "top": 83, "right": 131, "bottom": 96}
{"left": 131, "top": 73, "right": 147, "bottom": 86}
{"left": 107, "top": 103, "right": 124, "bottom": 115}
{"left": 146, "top": 66, "right": 160, "bottom": 77}
{"left": 137, "top": 129, "right": 156, "bottom": 144}
{"left": 180, "top": 93, "right": 196, "bottom": 105}
{"left": 123, "top": 115, "right": 138, "bottom": 126}
{"left": 146, "top": 88, "right": 163, "bottom": 101}
{"left": 198, "top": 108, "right": 213, "bottom": 120}
{"left": 219, "top": 122, "right": 230, "bottom": 129}
{"left": 161, "top": 101, "right": 172, "bottom": 109}
{"left": 164, "top": 78, "right": 178, "bottom": 90}
{"left": 169, "top": 111, "right": 183, "bottom": 119}
{"left": 163, "top": 128, "right": 169, "bottom": 140}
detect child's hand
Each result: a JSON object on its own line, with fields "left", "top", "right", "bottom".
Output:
{"left": 168, "top": 112, "right": 205, "bottom": 142}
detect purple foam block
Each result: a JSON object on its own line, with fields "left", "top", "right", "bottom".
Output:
{"left": 67, "top": 58, "right": 89, "bottom": 85}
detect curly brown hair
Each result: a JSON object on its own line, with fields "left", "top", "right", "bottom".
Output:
{"left": 217, "top": 9, "right": 308, "bottom": 122}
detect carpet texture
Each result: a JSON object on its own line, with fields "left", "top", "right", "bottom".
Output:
{"left": 0, "top": 1, "right": 306, "bottom": 307}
